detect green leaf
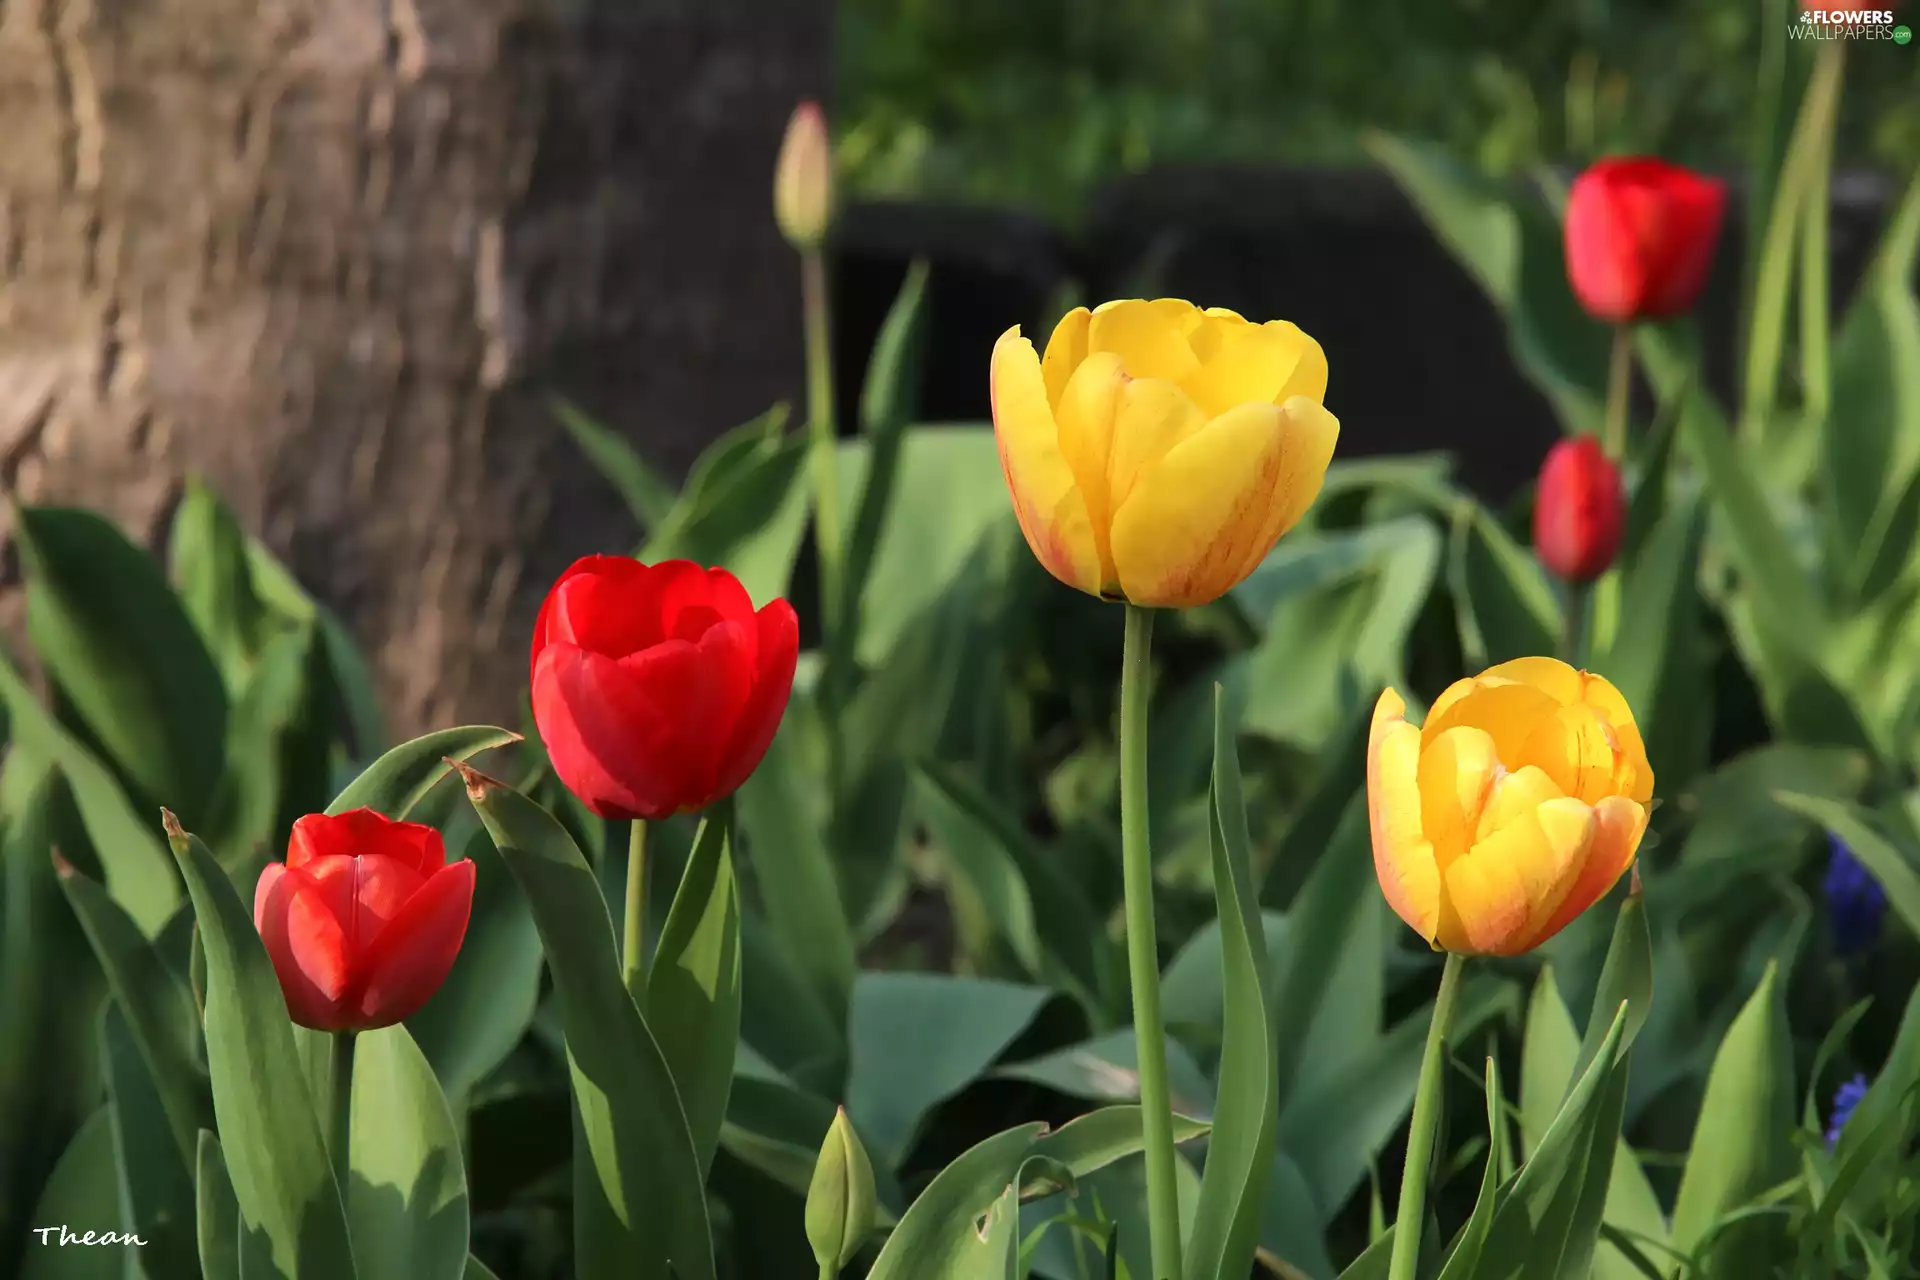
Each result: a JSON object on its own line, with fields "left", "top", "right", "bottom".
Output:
{"left": 1474, "top": 1005, "right": 1630, "bottom": 1280}
{"left": 835, "top": 260, "right": 932, "bottom": 682}
{"left": 847, "top": 972, "right": 1050, "bottom": 1169}
{"left": 1434, "top": 1058, "right": 1506, "bottom": 1280}
{"left": 1026, "top": 1107, "right": 1209, "bottom": 1184}
{"left": 15, "top": 505, "right": 229, "bottom": 822}
{"left": 456, "top": 766, "right": 714, "bottom": 1280}
{"left": 1574, "top": 880, "right": 1654, "bottom": 1083}
{"left": 833, "top": 427, "right": 1013, "bottom": 665}
{"left": 347, "top": 1024, "right": 470, "bottom": 1280}
{"left": 197, "top": 1131, "right": 241, "bottom": 1280}
{"left": 326, "top": 727, "right": 519, "bottom": 819}
{"left": 1365, "top": 133, "right": 1518, "bottom": 305}
{"left": 737, "top": 906, "right": 844, "bottom": 1095}
{"left": 171, "top": 477, "right": 270, "bottom": 692}
{"left": 405, "top": 827, "right": 543, "bottom": 1102}
{"left": 464, "top": 1257, "right": 502, "bottom": 1280}
{"left": 1618, "top": 363, "right": 1692, "bottom": 567}
{"left": 0, "top": 654, "right": 179, "bottom": 935}
{"left": 1771, "top": 792, "right": 1920, "bottom": 937}
{"left": 646, "top": 810, "right": 742, "bottom": 1178}
{"left": 806, "top": 1107, "right": 879, "bottom": 1271}
{"left": 644, "top": 414, "right": 810, "bottom": 608}
{"left": 55, "top": 860, "right": 209, "bottom": 1162}
{"left": 1826, "top": 982, "right": 1920, "bottom": 1215}
{"left": 734, "top": 709, "right": 855, "bottom": 1031}
{"left": 916, "top": 764, "right": 1044, "bottom": 977}
{"left": 19, "top": 1111, "right": 126, "bottom": 1280}
{"left": 1593, "top": 494, "right": 1705, "bottom": 719}
{"left": 551, "top": 397, "right": 680, "bottom": 535}
{"left": 1833, "top": 169, "right": 1920, "bottom": 603}
{"left": 99, "top": 1003, "right": 199, "bottom": 1278}
{"left": 1184, "top": 685, "right": 1280, "bottom": 1280}
{"left": 1520, "top": 968, "right": 1580, "bottom": 1159}
{"left": 1668, "top": 964, "right": 1795, "bottom": 1278}
{"left": 1448, "top": 501, "right": 1559, "bottom": 668}
{"left": 203, "top": 622, "right": 319, "bottom": 868}
{"left": 162, "top": 814, "right": 356, "bottom": 1279}
{"left": 1260, "top": 697, "right": 1370, "bottom": 909}
{"left": 243, "top": 543, "right": 386, "bottom": 758}
{"left": 865, "top": 1123, "right": 1047, "bottom": 1280}
{"left": 996, "top": 1029, "right": 1216, "bottom": 1120}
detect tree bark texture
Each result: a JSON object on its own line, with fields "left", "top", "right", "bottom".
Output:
{"left": 0, "top": 0, "right": 829, "bottom": 736}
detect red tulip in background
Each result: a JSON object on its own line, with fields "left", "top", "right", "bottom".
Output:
{"left": 1564, "top": 157, "right": 1728, "bottom": 323}
{"left": 530, "top": 557, "right": 799, "bottom": 821}
{"left": 254, "top": 809, "right": 475, "bottom": 1032}
{"left": 1534, "top": 434, "right": 1626, "bottom": 583}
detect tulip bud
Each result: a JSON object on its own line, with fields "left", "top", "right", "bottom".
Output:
{"left": 775, "top": 100, "right": 833, "bottom": 250}
{"left": 1533, "top": 434, "right": 1625, "bottom": 584}
{"left": 805, "top": 1107, "right": 877, "bottom": 1273}
{"left": 1564, "top": 157, "right": 1726, "bottom": 323}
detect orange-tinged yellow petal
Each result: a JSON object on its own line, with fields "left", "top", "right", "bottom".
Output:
{"left": 1426, "top": 676, "right": 1481, "bottom": 728}
{"left": 1519, "top": 704, "right": 1622, "bottom": 805}
{"left": 1479, "top": 656, "right": 1586, "bottom": 705}
{"left": 1107, "top": 377, "right": 1210, "bottom": 513}
{"left": 1576, "top": 672, "right": 1654, "bottom": 804}
{"left": 1368, "top": 689, "right": 1440, "bottom": 942}
{"left": 1041, "top": 306, "right": 1091, "bottom": 413}
{"left": 1183, "top": 320, "right": 1329, "bottom": 418}
{"left": 1533, "top": 796, "right": 1647, "bottom": 946}
{"left": 990, "top": 326, "right": 1103, "bottom": 595}
{"left": 1437, "top": 797, "right": 1595, "bottom": 955}
{"left": 1474, "top": 764, "right": 1565, "bottom": 842}
{"left": 1107, "top": 395, "right": 1336, "bottom": 606}
{"left": 1421, "top": 680, "right": 1562, "bottom": 763}
{"left": 1088, "top": 299, "right": 1200, "bottom": 383}
{"left": 1416, "top": 726, "right": 1500, "bottom": 864}
{"left": 1055, "top": 351, "right": 1128, "bottom": 588}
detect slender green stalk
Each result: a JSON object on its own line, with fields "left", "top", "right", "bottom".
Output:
{"left": 1798, "top": 41, "right": 1842, "bottom": 430}
{"left": 1387, "top": 952, "right": 1467, "bottom": 1280}
{"left": 818, "top": 1265, "right": 835, "bottom": 1280}
{"left": 1603, "top": 324, "right": 1633, "bottom": 459}
{"left": 623, "top": 819, "right": 649, "bottom": 998}
{"left": 329, "top": 1030, "right": 356, "bottom": 1192}
{"left": 1562, "top": 580, "right": 1590, "bottom": 668}
{"left": 1119, "top": 605, "right": 1182, "bottom": 1280}
{"left": 802, "top": 248, "right": 843, "bottom": 628}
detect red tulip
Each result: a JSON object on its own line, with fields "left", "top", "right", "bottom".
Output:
{"left": 530, "top": 557, "right": 799, "bottom": 821}
{"left": 1564, "top": 157, "right": 1727, "bottom": 323}
{"left": 254, "top": 809, "right": 474, "bottom": 1032}
{"left": 1534, "top": 435, "right": 1626, "bottom": 583}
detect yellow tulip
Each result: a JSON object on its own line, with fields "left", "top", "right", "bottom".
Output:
{"left": 990, "top": 299, "right": 1339, "bottom": 607}
{"left": 1367, "top": 657, "right": 1654, "bottom": 956}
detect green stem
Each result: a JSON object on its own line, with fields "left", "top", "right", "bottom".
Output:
{"left": 1387, "top": 952, "right": 1467, "bottom": 1280}
{"left": 1119, "top": 604, "right": 1182, "bottom": 1280}
{"left": 329, "top": 1030, "right": 356, "bottom": 1192}
{"left": 1602, "top": 324, "right": 1632, "bottom": 460}
{"left": 802, "top": 247, "right": 843, "bottom": 629}
{"left": 623, "top": 819, "right": 649, "bottom": 999}
{"left": 1562, "top": 579, "right": 1590, "bottom": 668}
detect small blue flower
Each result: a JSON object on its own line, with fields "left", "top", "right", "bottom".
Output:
{"left": 1826, "top": 1073, "right": 1870, "bottom": 1151}
{"left": 1824, "top": 834, "right": 1887, "bottom": 957}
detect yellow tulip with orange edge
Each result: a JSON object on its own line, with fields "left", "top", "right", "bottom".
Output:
{"left": 990, "top": 298, "right": 1340, "bottom": 607}
{"left": 1367, "top": 656, "right": 1654, "bottom": 956}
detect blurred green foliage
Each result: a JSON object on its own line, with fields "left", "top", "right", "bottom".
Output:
{"left": 841, "top": 0, "right": 1920, "bottom": 218}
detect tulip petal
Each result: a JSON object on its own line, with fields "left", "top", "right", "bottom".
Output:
{"left": 1368, "top": 689, "right": 1441, "bottom": 942}
{"left": 356, "top": 859, "right": 477, "bottom": 1029}
{"left": 1521, "top": 705, "right": 1623, "bottom": 806}
{"left": 547, "top": 559, "right": 706, "bottom": 659}
{"left": 1107, "top": 377, "right": 1210, "bottom": 514}
{"left": 1533, "top": 796, "right": 1647, "bottom": 946}
{"left": 533, "top": 639, "right": 709, "bottom": 820}
{"left": 1479, "top": 656, "right": 1585, "bottom": 705}
{"left": 1438, "top": 796, "right": 1595, "bottom": 956}
{"left": 298, "top": 854, "right": 429, "bottom": 977}
{"left": 256, "top": 865, "right": 355, "bottom": 1029}
{"left": 1183, "top": 320, "right": 1329, "bottom": 418}
{"left": 287, "top": 809, "right": 445, "bottom": 876}
{"left": 712, "top": 599, "right": 800, "bottom": 799}
{"left": 1417, "top": 726, "right": 1501, "bottom": 863}
{"left": 1474, "top": 764, "right": 1565, "bottom": 842}
{"left": 655, "top": 562, "right": 757, "bottom": 643}
{"left": 1574, "top": 672, "right": 1655, "bottom": 804}
{"left": 1109, "top": 396, "right": 1336, "bottom": 607}
{"left": 1055, "top": 352, "right": 1129, "bottom": 585}
{"left": 1041, "top": 306, "right": 1091, "bottom": 413}
{"left": 531, "top": 555, "right": 637, "bottom": 681}
{"left": 990, "top": 327, "right": 1104, "bottom": 596}
{"left": 1087, "top": 299, "right": 1201, "bottom": 384}
{"left": 1421, "top": 680, "right": 1562, "bottom": 766}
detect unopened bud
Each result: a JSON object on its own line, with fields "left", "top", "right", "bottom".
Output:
{"left": 775, "top": 100, "right": 834, "bottom": 250}
{"left": 1533, "top": 434, "right": 1625, "bottom": 583}
{"left": 805, "top": 1107, "right": 876, "bottom": 1271}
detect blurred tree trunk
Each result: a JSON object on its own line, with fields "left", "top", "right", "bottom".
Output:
{"left": 0, "top": 0, "right": 828, "bottom": 736}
